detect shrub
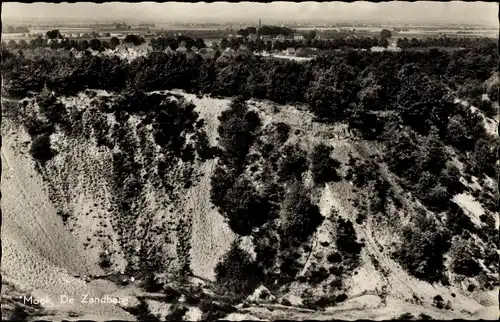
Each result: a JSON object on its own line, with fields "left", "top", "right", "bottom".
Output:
{"left": 273, "top": 122, "right": 290, "bottom": 144}
{"left": 277, "top": 144, "right": 308, "bottom": 182}
{"left": 310, "top": 143, "right": 341, "bottom": 185}
{"left": 98, "top": 252, "right": 112, "bottom": 269}
{"left": 165, "top": 305, "right": 188, "bottom": 321}
{"left": 336, "top": 218, "right": 363, "bottom": 266}
{"left": 446, "top": 115, "right": 471, "bottom": 150}
{"left": 281, "top": 182, "right": 324, "bottom": 245}
{"left": 223, "top": 179, "right": 271, "bottom": 235}
{"left": 472, "top": 138, "right": 496, "bottom": 177}
{"left": 477, "top": 99, "right": 497, "bottom": 118}
{"left": 214, "top": 242, "right": 263, "bottom": 298}
{"left": 30, "top": 133, "right": 55, "bottom": 162}
{"left": 218, "top": 97, "right": 261, "bottom": 171}
{"left": 394, "top": 221, "right": 451, "bottom": 283}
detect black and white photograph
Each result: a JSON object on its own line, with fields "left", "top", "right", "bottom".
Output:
{"left": 1, "top": 1, "right": 498, "bottom": 320}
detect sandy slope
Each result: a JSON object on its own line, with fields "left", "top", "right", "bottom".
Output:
{"left": 1, "top": 120, "right": 132, "bottom": 319}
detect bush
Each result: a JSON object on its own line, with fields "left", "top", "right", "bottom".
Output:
{"left": 223, "top": 179, "right": 271, "bottom": 235}
{"left": 310, "top": 143, "right": 341, "bottom": 185}
{"left": 394, "top": 220, "right": 451, "bottom": 283}
{"left": 214, "top": 242, "right": 263, "bottom": 298}
{"left": 98, "top": 252, "right": 112, "bottom": 269}
{"left": 277, "top": 144, "right": 308, "bottom": 182}
{"left": 472, "top": 139, "right": 496, "bottom": 177}
{"left": 336, "top": 218, "right": 363, "bottom": 265}
{"left": 281, "top": 182, "right": 324, "bottom": 245}
{"left": 446, "top": 115, "right": 472, "bottom": 150}
{"left": 218, "top": 97, "right": 261, "bottom": 171}
{"left": 478, "top": 99, "right": 497, "bottom": 118}
{"left": 272, "top": 122, "right": 290, "bottom": 144}
{"left": 30, "top": 134, "right": 55, "bottom": 162}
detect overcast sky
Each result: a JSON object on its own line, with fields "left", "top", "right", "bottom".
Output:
{"left": 2, "top": 1, "right": 498, "bottom": 26}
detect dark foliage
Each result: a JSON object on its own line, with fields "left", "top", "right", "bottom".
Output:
{"left": 394, "top": 217, "right": 451, "bottom": 283}
{"left": 214, "top": 242, "right": 264, "bottom": 298}
{"left": 277, "top": 144, "right": 308, "bottom": 182}
{"left": 310, "top": 143, "right": 341, "bottom": 184}
{"left": 281, "top": 182, "right": 324, "bottom": 246}
{"left": 223, "top": 179, "right": 271, "bottom": 236}
{"left": 336, "top": 218, "right": 364, "bottom": 266}
{"left": 30, "top": 134, "right": 55, "bottom": 162}
{"left": 218, "top": 97, "right": 261, "bottom": 171}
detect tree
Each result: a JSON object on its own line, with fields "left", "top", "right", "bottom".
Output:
{"left": 124, "top": 34, "right": 145, "bottom": 46}
{"left": 395, "top": 222, "right": 451, "bottom": 283}
{"left": 18, "top": 39, "right": 28, "bottom": 49}
{"left": 380, "top": 29, "right": 392, "bottom": 39}
{"left": 446, "top": 115, "right": 471, "bottom": 150}
{"left": 237, "top": 28, "right": 249, "bottom": 37}
{"left": 310, "top": 143, "right": 341, "bottom": 184}
{"left": 46, "top": 29, "right": 61, "bottom": 39}
{"left": 336, "top": 218, "right": 363, "bottom": 264}
{"left": 278, "top": 144, "right": 308, "bottom": 182}
{"left": 7, "top": 40, "right": 18, "bottom": 50}
{"left": 224, "top": 179, "right": 271, "bottom": 235}
{"left": 378, "top": 38, "right": 389, "bottom": 48}
{"left": 217, "top": 97, "right": 261, "bottom": 170}
{"left": 30, "top": 134, "right": 55, "bottom": 162}
{"left": 472, "top": 138, "right": 496, "bottom": 177}
{"left": 304, "top": 30, "right": 317, "bottom": 41}
{"left": 195, "top": 38, "right": 206, "bottom": 49}
{"left": 109, "top": 37, "right": 120, "bottom": 49}
{"left": 215, "top": 242, "right": 263, "bottom": 298}
{"left": 89, "top": 38, "right": 101, "bottom": 51}
{"left": 281, "top": 182, "right": 324, "bottom": 245}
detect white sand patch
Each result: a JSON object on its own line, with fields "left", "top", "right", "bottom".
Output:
{"left": 145, "top": 300, "right": 173, "bottom": 320}
{"left": 282, "top": 294, "right": 303, "bottom": 306}
{"left": 345, "top": 261, "right": 386, "bottom": 297}
{"left": 184, "top": 306, "right": 203, "bottom": 321}
{"left": 453, "top": 193, "right": 485, "bottom": 226}
{"left": 240, "top": 236, "right": 257, "bottom": 261}
{"left": 225, "top": 312, "right": 265, "bottom": 321}
{"left": 169, "top": 91, "right": 231, "bottom": 146}
{"left": 187, "top": 160, "right": 236, "bottom": 281}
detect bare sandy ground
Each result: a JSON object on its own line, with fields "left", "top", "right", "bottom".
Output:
{"left": 1, "top": 120, "right": 132, "bottom": 319}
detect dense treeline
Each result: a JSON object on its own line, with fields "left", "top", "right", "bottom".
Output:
{"left": 396, "top": 36, "right": 496, "bottom": 49}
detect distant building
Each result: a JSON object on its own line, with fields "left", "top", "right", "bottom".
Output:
{"left": 286, "top": 47, "right": 296, "bottom": 55}
{"left": 248, "top": 33, "right": 257, "bottom": 40}
{"left": 294, "top": 35, "right": 304, "bottom": 41}
{"left": 275, "top": 34, "right": 286, "bottom": 41}
{"left": 260, "top": 35, "right": 271, "bottom": 40}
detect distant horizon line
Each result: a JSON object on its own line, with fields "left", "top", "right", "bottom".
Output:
{"left": 3, "top": 17, "right": 497, "bottom": 28}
